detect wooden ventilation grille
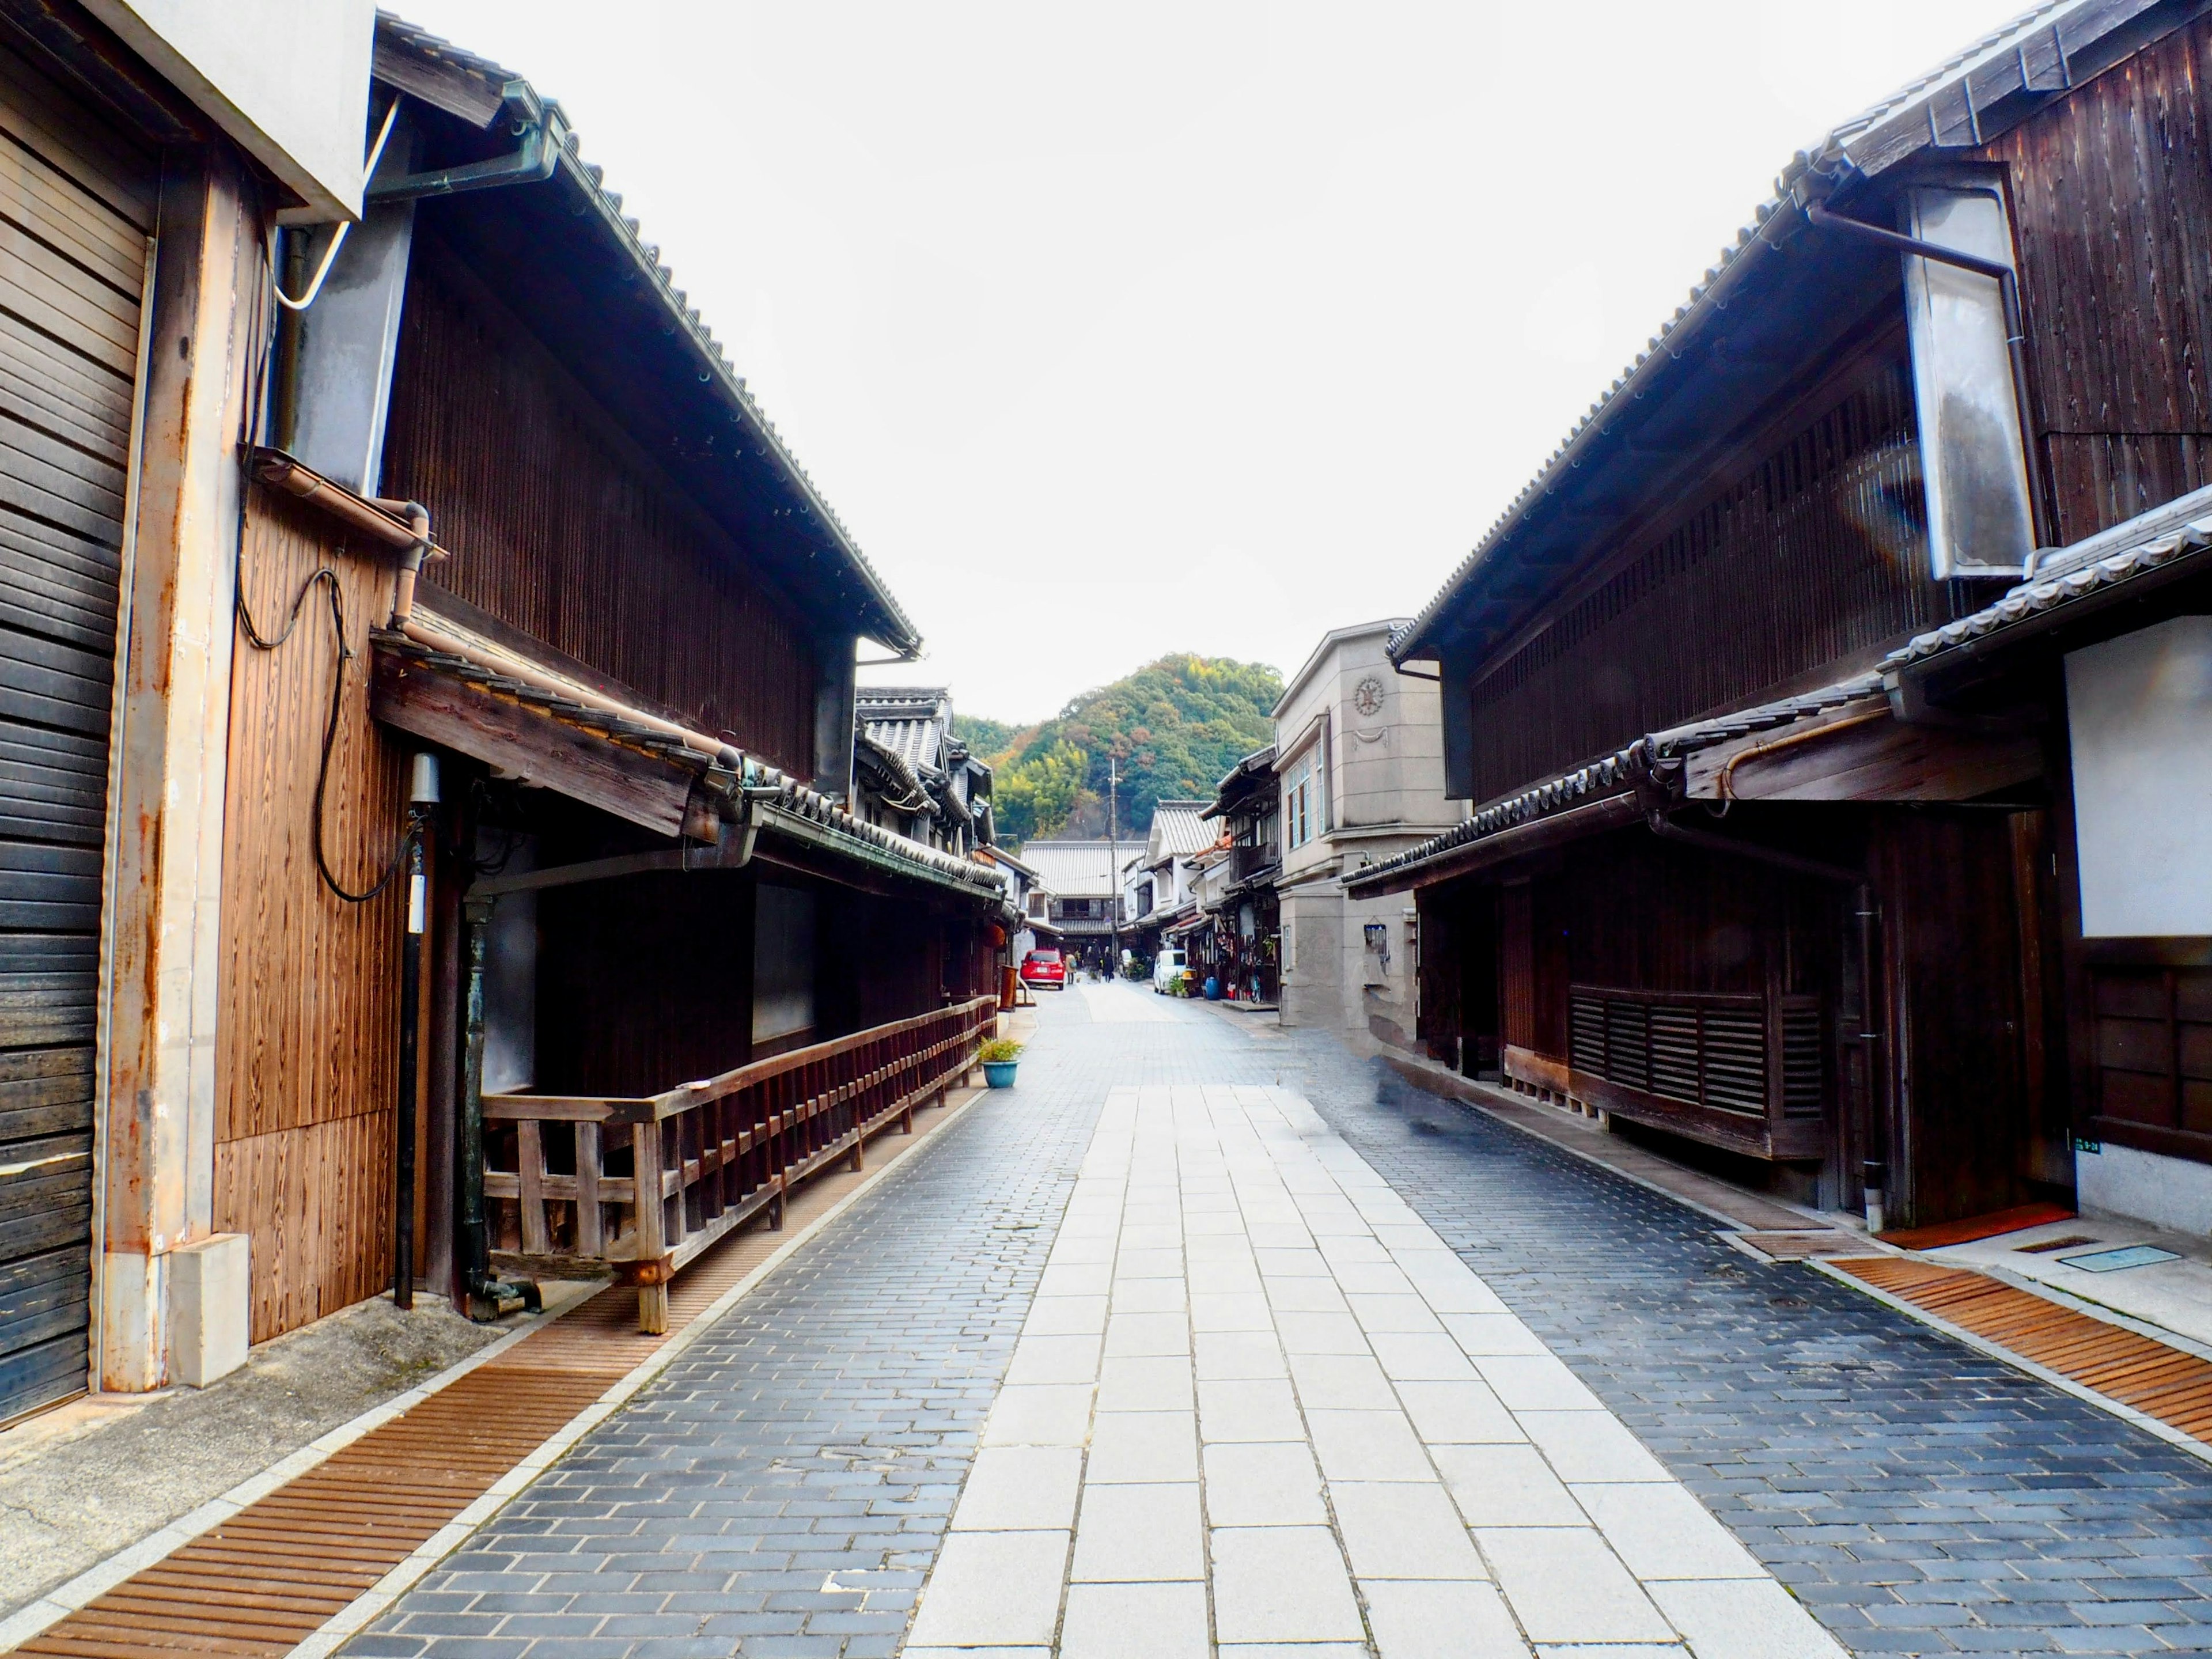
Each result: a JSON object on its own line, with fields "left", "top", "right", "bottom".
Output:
{"left": 1700, "top": 1006, "right": 1766, "bottom": 1116}
{"left": 1569, "top": 987, "right": 1820, "bottom": 1122}
{"left": 1782, "top": 1005, "right": 1825, "bottom": 1119}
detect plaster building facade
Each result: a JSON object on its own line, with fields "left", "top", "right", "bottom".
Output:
{"left": 1272, "top": 623, "right": 1463, "bottom": 1037}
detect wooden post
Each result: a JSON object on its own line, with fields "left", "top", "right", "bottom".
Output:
{"left": 575, "top": 1122, "right": 604, "bottom": 1255}
{"left": 516, "top": 1119, "right": 550, "bottom": 1255}
{"left": 632, "top": 1121, "right": 667, "bottom": 1334}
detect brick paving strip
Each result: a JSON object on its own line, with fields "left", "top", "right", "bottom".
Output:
{"left": 1302, "top": 1062, "right": 2212, "bottom": 1657}
{"left": 1827, "top": 1257, "right": 2212, "bottom": 1452}
{"left": 0, "top": 1082, "right": 994, "bottom": 1659}
{"left": 905, "top": 1080, "right": 1847, "bottom": 1657}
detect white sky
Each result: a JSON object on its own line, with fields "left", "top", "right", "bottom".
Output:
{"left": 398, "top": 0, "right": 2031, "bottom": 726}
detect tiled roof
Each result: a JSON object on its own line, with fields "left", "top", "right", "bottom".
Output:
{"left": 377, "top": 12, "right": 922, "bottom": 654}
{"left": 1151, "top": 801, "right": 1217, "bottom": 861}
{"left": 862, "top": 716, "right": 942, "bottom": 776}
{"left": 1354, "top": 478, "right": 2212, "bottom": 896}
{"left": 1883, "top": 494, "right": 2212, "bottom": 672}
{"left": 373, "top": 628, "right": 1001, "bottom": 897}
{"left": 1389, "top": 0, "right": 2170, "bottom": 665}
{"left": 1017, "top": 840, "right": 1139, "bottom": 899}
{"left": 1345, "top": 675, "right": 1887, "bottom": 893}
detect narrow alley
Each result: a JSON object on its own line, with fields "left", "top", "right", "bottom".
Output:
{"left": 315, "top": 984, "right": 2212, "bottom": 1659}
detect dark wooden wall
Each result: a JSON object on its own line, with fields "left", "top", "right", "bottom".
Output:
{"left": 1530, "top": 831, "right": 1840, "bottom": 1009}
{"left": 215, "top": 487, "right": 411, "bottom": 1342}
{"left": 382, "top": 232, "right": 819, "bottom": 776}
{"left": 1460, "top": 348, "right": 1981, "bottom": 806}
{"left": 1987, "top": 12, "right": 2212, "bottom": 541}
{"left": 536, "top": 871, "right": 756, "bottom": 1097}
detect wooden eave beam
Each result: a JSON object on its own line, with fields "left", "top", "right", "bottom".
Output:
{"left": 1680, "top": 709, "right": 2043, "bottom": 802}
{"left": 371, "top": 650, "right": 694, "bottom": 838}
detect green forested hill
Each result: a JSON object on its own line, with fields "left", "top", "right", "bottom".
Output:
{"left": 949, "top": 713, "right": 1019, "bottom": 758}
{"left": 976, "top": 654, "right": 1281, "bottom": 843}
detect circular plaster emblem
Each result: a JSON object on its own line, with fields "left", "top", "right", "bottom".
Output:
{"left": 1354, "top": 675, "right": 1387, "bottom": 717}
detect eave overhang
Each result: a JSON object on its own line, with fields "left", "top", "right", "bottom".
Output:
{"left": 1388, "top": 0, "right": 2205, "bottom": 674}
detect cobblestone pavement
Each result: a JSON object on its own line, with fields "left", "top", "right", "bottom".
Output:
{"left": 349, "top": 985, "right": 2212, "bottom": 1657}
{"left": 349, "top": 983, "right": 1281, "bottom": 1659}
{"left": 1289, "top": 1029, "right": 2212, "bottom": 1657}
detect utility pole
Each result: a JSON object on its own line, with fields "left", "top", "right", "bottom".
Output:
{"left": 1107, "top": 755, "right": 1120, "bottom": 979}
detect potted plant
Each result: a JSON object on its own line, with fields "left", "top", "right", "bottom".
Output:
{"left": 979, "top": 1037, "right": 1024, "bottom": 1088}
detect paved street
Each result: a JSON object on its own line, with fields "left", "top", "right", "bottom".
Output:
{"left": 352, "top": 983, "right": 2212, "bottom": 1658}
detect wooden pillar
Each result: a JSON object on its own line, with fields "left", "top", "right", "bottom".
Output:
{"left": 96, "top": 149, "right": 260, "bottom": 1391}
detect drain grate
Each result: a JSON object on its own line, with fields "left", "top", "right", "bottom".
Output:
{"left": 1832, "top": 1256, "right": 2212, "bottom": 1443}
{"left": 1727, "top": 1230, "right": 1867, "bottom": 1262}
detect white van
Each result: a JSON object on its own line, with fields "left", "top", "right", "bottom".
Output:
{"left": 1152, "top": 949, "right": 1190, "bottom": 995}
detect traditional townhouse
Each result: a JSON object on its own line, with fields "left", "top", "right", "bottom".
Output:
{"left": 1196, "top": 745, "right": 1282, "bottom": 1005}
{"left": 1124, "top": 800, "right": 1211, "bottom": 965}
{"left": 854, "top": 686, "right": 995, "bottom": 857}
{"left": 5, "top": 5, "right": 1009, "bottom": 1425}
{"left": 1018, "top": 839, "right": 1132, "bottom": 974}
{"left": 1272, "top": 622, "right": 1461, "bottom": 1035}
{"left": 1353, "top": 0, "right": 2212, "bottom": 1233}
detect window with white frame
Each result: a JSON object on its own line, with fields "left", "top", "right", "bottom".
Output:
{"left": 1284, "top": 751, "right": 1317, "bottom": 850}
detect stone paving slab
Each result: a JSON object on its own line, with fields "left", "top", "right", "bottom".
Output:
{"left": 905, "top": 1073, "right": 1844, "bottom": 1656}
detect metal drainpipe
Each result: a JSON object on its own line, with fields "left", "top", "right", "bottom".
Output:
{"left": 1805, "top": 199, "right": 2053, "bottom": 551}
{"left": 457, "top": 894, "right": 541, "bottom": 1322}
{"left": 393, "top": 813, "right": 425, "bottom": 1309}
{"left": 377, "top": 501, "right": 433, "bottom": 626}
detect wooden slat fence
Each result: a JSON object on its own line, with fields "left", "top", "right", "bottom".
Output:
{"left": 481, "top": 994, "right": 996, "bottom": 1330}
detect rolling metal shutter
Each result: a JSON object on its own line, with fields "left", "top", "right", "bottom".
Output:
{"left": 0, "top": 40, "right": 155, "bottom": 1425}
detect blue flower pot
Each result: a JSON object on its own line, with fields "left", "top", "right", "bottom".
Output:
{"left": 983, "top": 1060, "right": 1018, "bottom": 1089}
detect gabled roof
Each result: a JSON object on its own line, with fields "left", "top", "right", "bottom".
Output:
{"left": 858, "top": 687, "right": 958, "bottom": 778}
{"left": 1202, "top": 744, "right": 1278, "bottom": 820}
{"left": 374, "top": 13, "right": 922, "bottom": 655}
{"left": 1150, "top": 801, "right": 1216, "bottom": 862}
{"left": 1389, "top": 0, "right": 2188, "bottom": 668}
{"left": 1017, "top": 839, "right": 1135, "bottom": 899}
{"left": 1274, "top": 621, "right": 1406, "bottom": 719}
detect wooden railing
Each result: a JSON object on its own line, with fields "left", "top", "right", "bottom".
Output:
{"left": 480, "top": 995, "right": 998, "bottom": 1330}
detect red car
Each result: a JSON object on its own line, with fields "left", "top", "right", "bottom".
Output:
{"left": 1020, "top": 948, "right": 1066, "bottom": 991}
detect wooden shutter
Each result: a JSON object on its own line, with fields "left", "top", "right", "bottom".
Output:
{"left": 0, "top": 40, "right": 155, "bottom": 1426}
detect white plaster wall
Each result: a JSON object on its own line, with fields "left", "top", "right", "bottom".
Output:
{"left": 2066, "top": 615, "right": 2212, "bottom": 937}
{"left": 1278, "top": 885, "right": 1342, "bottom": 1029}
{"left": 2077, "top": 1141, "right": 2212, "bottom": 1237}
{"left": 85, "top": 0, "right": 377, "bottom": 221}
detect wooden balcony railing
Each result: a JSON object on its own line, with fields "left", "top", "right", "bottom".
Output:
{"left": 1229, "top": 842, "right": 1279, "bottom": 885}
{"left": 480, "top": 994, "right": 998, "bottom": 1331}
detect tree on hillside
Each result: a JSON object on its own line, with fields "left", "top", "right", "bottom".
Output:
{"left": 995, "top": 654, "right": 1280, "bottom": 843}
{"left": 950, "top": 713, "right": 1021, "bottom": 762}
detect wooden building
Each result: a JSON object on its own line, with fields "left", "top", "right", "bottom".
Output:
{"left": 0, "top": 0, "right": 393, "bottom": 1423}
{"left": 0, "top": 6, "right": 1006, "bottom": 1423}
{"left": 240, "top": 22, "right": 1008, "bottom": 1335}
{"left": 1198, "top": 747, "right": 1283, "bottom": 1005}
{"left": 1352, "top": 0, "right": 2212, "bottom": 1230}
